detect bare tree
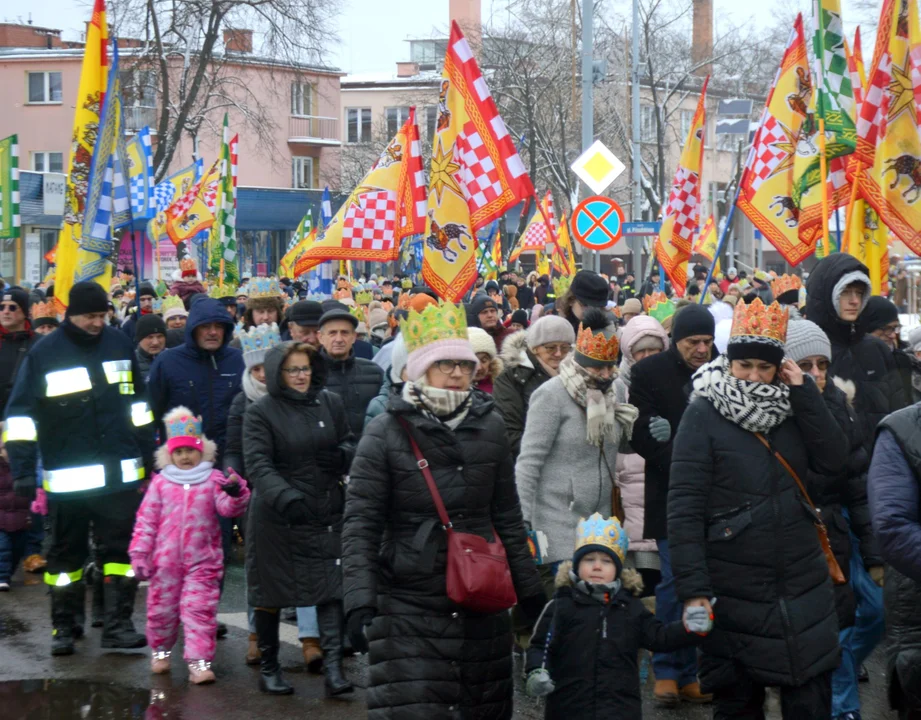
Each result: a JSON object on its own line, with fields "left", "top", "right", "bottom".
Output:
{"left": 111, "top": 0, "right": 338, "bottom": 181}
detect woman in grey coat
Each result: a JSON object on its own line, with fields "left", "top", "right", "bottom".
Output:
{"left": 515, "top": 309, "right": 638, "bottom": 592}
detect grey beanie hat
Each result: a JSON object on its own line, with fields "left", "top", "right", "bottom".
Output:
{"left": 389, "top": 334, "right": 409, "bottom": 384}
{"left": 526, "top": 315, "right": 576, "bottom": 350}
{"left": 784, "top": 319, "right": 831, "bottom": 363}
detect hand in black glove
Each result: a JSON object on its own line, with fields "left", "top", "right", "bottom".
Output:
{"left": 346, "top": 607, "right": 376, "bottom": 654}
{"left": 315, "top": 448, "right": 343, "bottom": 474}
{"left": 221, "top": 482, "right": 241, "bottom": 497}
{"left": 517, "top": 594, "right": 550, "bottom": 629}
{"left": 13, "top": 476, "right": 37, "bottom": 501}
{"left": 284, "top": 499, "right": 311, "bottom": 525}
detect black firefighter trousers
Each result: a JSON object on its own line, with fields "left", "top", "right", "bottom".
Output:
{"left": 713, "top": 668, "right": 832, "bottom": 720}
{"left": 46, "top": 489, "right": 141, "bottom": 581}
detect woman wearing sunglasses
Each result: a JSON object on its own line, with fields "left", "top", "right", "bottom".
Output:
{"left": 243, "top": 341, "right": 356, "bottom": 697}
{"left": 342, "top": 301, "right": 545, "bottom": 719}
{"left": 785, "top": 319, "right": 884, "bottom": 720}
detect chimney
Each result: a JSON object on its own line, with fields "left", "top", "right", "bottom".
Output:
{"left": 396, "top": 61, "right": 420, "bottom": 78}
{"left": 450, "top": 0, "right": 481, "bottom": 40}
{"left": 224, "top": 28, "right": 253, "bottom": 54}
{"left": 691, "top": 0, "right": 713, "bottom": 76}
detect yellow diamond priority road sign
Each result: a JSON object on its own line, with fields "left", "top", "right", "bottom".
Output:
{"left": 570, "top": 140, "right": 626, "bottom": 195}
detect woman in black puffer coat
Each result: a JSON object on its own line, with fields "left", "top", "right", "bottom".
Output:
{"left": 668, "top": 299, "right": 848, "bottom": 716}
{"left": 342, "top": 302, "right": 545, "bottom": 719}
{"left": 243, "top": 341, "right": 355, "bottom": 697}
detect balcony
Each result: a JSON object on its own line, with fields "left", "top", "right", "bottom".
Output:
{"left": 124, "top": 106, "right": 159, "bottom": 134}
{"left": 288, "top": 115, "right": 340, "bottom": 145}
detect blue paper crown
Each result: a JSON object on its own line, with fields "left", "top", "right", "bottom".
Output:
{"left": 166, "top": 412, "right": 202, "bottom": 441}
{"left": 238, "top": 322, "right": 281, "bottom": 355}
{"left": 248, "top": 277, "right": 282, "bottom": 299}
{"left": 575, "top": 513, "right": 629, "bottom": 564}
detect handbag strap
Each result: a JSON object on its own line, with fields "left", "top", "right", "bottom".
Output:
{"left": 396, "top": 416, "right": 454, "bottom": 531}
{"left": 754, "top": 432, "right": 822, "bottom": 519}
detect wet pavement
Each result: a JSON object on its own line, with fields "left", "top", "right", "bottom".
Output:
{"left": 0, "top": 548, "right": 898, "bottom": 719}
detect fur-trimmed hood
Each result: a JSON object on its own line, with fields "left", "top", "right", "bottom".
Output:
{"left": 554, "top": 560, "right": 644, "bottom": 596}
{"left": 831, "top": 376, "right": 856, "bottom": 405}
{"left": 499, "top": 329, "right": 533, "bottom": 371}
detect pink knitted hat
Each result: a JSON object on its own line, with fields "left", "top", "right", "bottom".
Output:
{"left": 406, "top": 338, "right": 478, "bottom": 382}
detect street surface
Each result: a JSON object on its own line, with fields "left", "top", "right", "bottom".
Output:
{"left": 0, "top": 546, "right": 897, "bottom": 719}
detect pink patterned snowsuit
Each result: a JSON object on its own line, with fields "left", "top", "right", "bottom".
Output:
{"left": 129, "top": 467, "right": 250, "bottom": 662}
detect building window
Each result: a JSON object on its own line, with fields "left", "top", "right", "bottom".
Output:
{"left": 291, "top": 82, "right": 314, "bottom": 117}
{"left": 292, "top": 156, "right": 318, "bottom": 189}
{"left": 32, "top": 151, "right": 64, "bottom": 173}
{"left": 27, "top": 71, "right": 63, "bottom": 103}
{"left": 679, "top": 109, "right": 694, "bottom": 142}
{"left": 385, "top": 107, "right": 411, "bottom": 138}
{"left": 640, "top": 104, "right": 656, "bottom": 143}
{"left": 346, "top": 107, "right": 372, "bottom": 144}
{"left": 425, "top": 105, "right": 438, "bottom": 139}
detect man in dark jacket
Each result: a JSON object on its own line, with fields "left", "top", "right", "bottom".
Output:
{"left": 468, "top": 294, "right": 513, "bottom": 351}
{"left": 147, "top": 298, "right": 244, "bottom": 462}
{"left": 4, "top": 281, "right": 156, "bottom": 656}
{"left": 317, "top": 308, "right": 383, "bottom": 437}
{"left": 120, "top": 281, "right": 158, "bottom": 342}
{"left": 134, "top": 314, "right": 167, "bottom": 384}
{"left": 806, "top": 254, "right": 901, "bottom": 714}
{"left": 868, "top": 408, "right": 921, "bottom": 718}
{"left": 0, "top": 286, "right": 36, "bottom": 412}
{"left": 630, "top": 303, "right": 716, "bottom": 706}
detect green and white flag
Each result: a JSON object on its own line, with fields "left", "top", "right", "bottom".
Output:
{"left": 0, "top": 135, "right": 20, "bottom": 241}
{"left": 813, "top": 0, "right": 856, "bottom": 152}
{"left": 209, "top": 113, "right": 239, "bottom": 284}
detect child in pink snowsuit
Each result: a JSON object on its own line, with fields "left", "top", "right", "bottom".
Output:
{"left": 129, "top": 406, "right": 250, "bottom": 685}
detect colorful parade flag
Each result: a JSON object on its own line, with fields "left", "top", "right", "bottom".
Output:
{"left": 422, "top": 22, "right": 534, "bottom": 300}
{"left": 852, "top": 0, "right": 921, "bottom": 254}
{"left": 209, "top": 114, "right": 239, "bottom": 283}
{"left": 165, "top": 162, "right": 218, "bottom": 246}
{"left": 738, "top": 15, "right": 821, "bottom": 265}
{"left": 294, "top": 109, "right": 426, "bottom": 275}
{"left": 475, "top": 222, "right": 500, "bottom": 279}
{"left": 694, "top": 216, "right": 721, "bottom": 276}
{"left": 0, "top": 135, "right": 20, "bottom": 241}
{"left": 280, "top": 209, "right": 312, "bottom": 277}
{"left": 656, "top": 77, "right": 708, "bottom": 296}
{"left": 292, "top": 227, "right": 319, "bottom": 278}
{"left": 509, "top": 191, "right": 556, "bottom": 263}
{"left": 126, "top": 126, "right": 155, "bottom": 220}
{"left": 552, "top": 213, "right": 575, "bottom": 277}
{"left": 54, "top": 0, "right": 108, "bottom": 311}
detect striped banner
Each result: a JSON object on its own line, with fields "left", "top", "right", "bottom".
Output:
{"left": 0, "top": 134, "right": 20, "bottom": 240}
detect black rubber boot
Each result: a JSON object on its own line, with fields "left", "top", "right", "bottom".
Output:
{"left": 71, "top": 580, "right": 86, "bottom": 639}
{"left": 50, "top": 586, "right": 76, "bottom": 656}
{"left": 90, "top": 565, "right": 104, "bottom": 628}
{"left": 254, "top": 609, "right": 293, "bottom": 695}
{"left": 100, "top": 576, "right": 147, "bottom": 649}
{"left": 318, "top": 602, "right": 353, "bottom": 697}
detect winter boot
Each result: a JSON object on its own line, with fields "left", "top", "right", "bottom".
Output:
{"left": 245, "top": 633, "right": 262, "bottom": 666}
{"left": 317, "top": 602, "right": 353, "bottom": 697}
{"left": 90, "top": 565, "right": 104, "bottom": 628}
{"left": 254, "top": 609, "right": 293, "bottom": 695}
{"left": 101, "top": 576, "right": 147, "bottom": 649}
{"left": 50, "top": 585, "right": 76, "bottom": 656}
{"left": 301, "top": 637, "right": 323, "bottom": 674}
{"left": 70, "top": 580, "right": 86, "bottom": 639}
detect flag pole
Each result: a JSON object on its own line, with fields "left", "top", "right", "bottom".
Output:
{"left": 842, "top": 166, "right": 861, "bottom": 255}
{"left": 815, "top": 0, "right": 831, "bottom": 255}
{"left": 699, "top": 187, "right": 742, "bottom": 304}
{"left": 818, "top": 118, "right": 832, "bottom": 255}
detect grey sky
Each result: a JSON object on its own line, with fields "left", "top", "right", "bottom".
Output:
{"left": 7, "top": 0, "right": 876, "bottom": 75}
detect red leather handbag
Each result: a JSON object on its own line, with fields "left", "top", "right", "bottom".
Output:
{"left": 397, "top": 417, "right": 518, "bottom": 614}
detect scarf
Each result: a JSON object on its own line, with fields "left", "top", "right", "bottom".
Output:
{"left": 692, "top": 355, "right": 792, "bottom": 433}
{"left": 558, "top": 356, "right": 638, "bottom": 448}
{"left": 242, "top": 368, "right": 268, "bottom": 403}
{"left": 160, "top": 461, "right": 214, "bottom": 486}
{"left": 402, "top": 381, "right": 472, "bottom": 430}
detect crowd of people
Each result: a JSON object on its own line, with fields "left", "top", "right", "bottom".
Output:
{"left": 1, "top": 253, "right": 921, "bottom": 720}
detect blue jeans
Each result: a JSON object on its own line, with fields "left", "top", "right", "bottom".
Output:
{"left": 25, "top": 514, "right": 43, "bottom": 556}
{"left": 0, "top": 529, "right": 28, "bottom": 583}
{"left": 831, "top": 526, "right": 885, "bottom": 717}
{"left": 297, "top": 606, "right": 318, "bottom": 639}
{"left": 653, "top": 539, "right": 698, "bottom": 686}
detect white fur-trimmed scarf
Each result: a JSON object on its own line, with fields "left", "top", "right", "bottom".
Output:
{"left": 692, "top": 355, "right": 792, "bottom": 433}
{"left": 558, "top": 356, "right": 638, "bottom": 448}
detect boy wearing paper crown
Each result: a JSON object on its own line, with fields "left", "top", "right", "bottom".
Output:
{"left": 525, "top": 514, "right": 709, "bottom": 718}
{"left": 129, "top": 406, "right": 251, "bottom": 685}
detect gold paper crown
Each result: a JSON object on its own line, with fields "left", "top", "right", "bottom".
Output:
{"left": 180, "top": 258, "right": 197, "bottom": 274}
{"left": 208, "top": 283, "right": 237, "bottom": 300}
{"left": 575, "top": 513, "right": 629, "bottom": 565}
{"left": 354, "top": 290, "right": 372, "bottom": 306}
{"left": 30, "top": 300, "right": 58, "bottom": 321}
{"left": 402, "top": 301, "right": 468, "bottom": 354}
{"left": 160, "top": 294, "right": 185, "bottom": 314}
{"left": 770, "top": 273, "right": 803, "bottom": 298}
{"left": 552, "top": 275, "right": 572, "bottom": 297}
{"left": 348, "top": 304, "right": 366, "bottom": 324}
{"left": 730, "top": 298, "right": 789, "bottom": 344}
{"left": 576, "top": 322, "right": 620, "bottom": 363}
{"left": 643, "top": 291, "right": 668, "bottom": 312}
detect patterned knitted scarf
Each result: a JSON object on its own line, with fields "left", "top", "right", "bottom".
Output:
{"left": 402, "top": 381, "right": 472, "bottom": 430}
{"left": 558, "top": 356, "right": 638, "bottom": 448}
{"left": 691, "top": 355, "right": 792, "bottom": 434}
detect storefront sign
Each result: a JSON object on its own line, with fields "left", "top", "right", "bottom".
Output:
{"left": 25, "top": 232, "right": 41, "bottom": 284}
{"left": 43, "top": 173, "right": 66, "bottom": 216}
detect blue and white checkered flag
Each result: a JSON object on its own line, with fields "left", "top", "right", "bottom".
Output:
{"left": 127, "top": 127, "right": 154, "bottom": 219}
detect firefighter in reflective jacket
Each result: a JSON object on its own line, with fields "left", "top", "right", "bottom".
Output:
{"left": 4, "top": 281, "right": 156, "bottom": 656}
